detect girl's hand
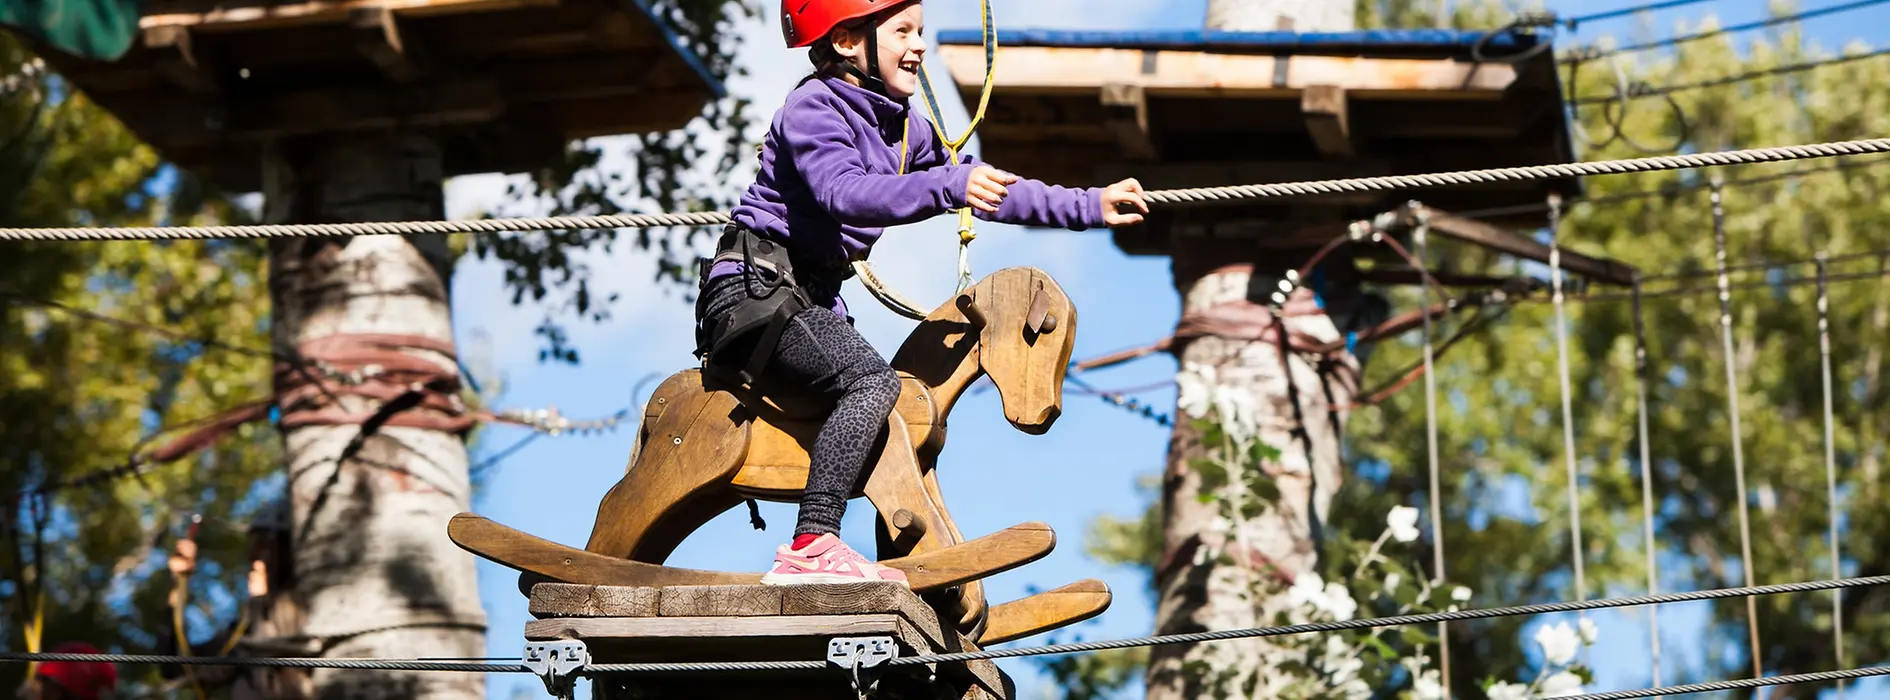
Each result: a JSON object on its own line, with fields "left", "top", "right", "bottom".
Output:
{"left": 966, "top": 166, "right": 1018, "bottom": 213}
{"left": 1101, "top": 178, "right": 1149, "bottom": 227}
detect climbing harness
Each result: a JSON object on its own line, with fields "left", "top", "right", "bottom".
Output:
{"left": 695, "top": 226, "right": 819, "bottom": 386}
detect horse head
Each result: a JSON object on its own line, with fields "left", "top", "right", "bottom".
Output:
{"left": 957, "top": 267, "right": 1077, "bottom": 435}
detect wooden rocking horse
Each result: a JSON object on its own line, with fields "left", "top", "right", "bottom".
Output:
{"left": 448, "top": 266, "right": 1112, "bottom": 646}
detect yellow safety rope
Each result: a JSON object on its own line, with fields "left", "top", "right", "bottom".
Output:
{"left": 21, "top": 589, "right": 42, "bottom": 682}
{"left": 913, "top": 0, "right": 995, "bottom": 293}
{"left": 849, "top": 0, "right": 997, "bottom": 318}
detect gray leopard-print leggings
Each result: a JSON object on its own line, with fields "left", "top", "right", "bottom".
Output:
{"left": 698, "top": 272, "right": 901, "bottom": 537}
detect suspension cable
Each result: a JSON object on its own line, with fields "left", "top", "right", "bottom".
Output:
{"left": 1708, "top": 180, "right": 1764, "bottom": 680}
{"left": 1560, "top": 0, "right": 1890, "bottom": 65}
{"left": 1546, "top": 195, "right": 1591, "bottom": 647}
{"left": 1413, "top": 212, "right": 1452, "bottom": 695}
{"left": 1630, "top": 274, "right": 1663, "bottom": 688}
{"left": 1815, "top": 252, "right": 1848, "bottom": 698}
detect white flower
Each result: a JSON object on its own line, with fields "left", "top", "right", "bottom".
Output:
{"left": 1290, "top": 571, "right": 1327, "bottom": 610}
{"left": 1387, "top": 506, "right": 1422, "bottom": 543}
{"left": 1578, "top": 617, "right": 1599, "bottom": 644}
{"left": 1207, "top": 515, "right": 1233, "bottom": 536}
{"left": 1323, "top": 636, "right": 1364, "bottom": 684}
{"left": 1410, "top": 669, "right": 1446, "bottom": 700}
{"left": 1383, "top": 572, "right": 1403, "bottom": 596}
{"left": 1176, "top": 364, "right": 1215, "bottom": 419}
{"left": 1534, "top": 621, "right": 1581, "bottom": 667}
{"left": 1213, "top": 385, "right": 1262, "bottom": 443}
{"left": 1540, "top": 671, "right": 1586, "bottom": 697}
{"left": 1323, "top": 581, "right": 1359, "bottom": 621}
{"left": 1451, "top": 586, "right": 1473, "bottom": 602}
{"left": 1484, "top": 681, "right": 1531, "bottom": 700}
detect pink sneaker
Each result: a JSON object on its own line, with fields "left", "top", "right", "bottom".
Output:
{"left": 759, "top": 533, "right": 910, "bottom": 587}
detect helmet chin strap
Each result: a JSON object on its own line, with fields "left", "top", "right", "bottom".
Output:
{"left": 838, "top": 22, "right": 889, "bottom": 97}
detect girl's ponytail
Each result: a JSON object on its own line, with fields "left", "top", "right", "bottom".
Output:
{"left": 807, "top": 38, "right": 848, "bottom": 80}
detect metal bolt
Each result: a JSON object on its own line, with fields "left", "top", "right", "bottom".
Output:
{"left": 672, "top": 437, "right": 683, "bottom": 445}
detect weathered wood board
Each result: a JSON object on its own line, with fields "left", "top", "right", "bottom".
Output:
{"left": 526, "top": 582, "right": 1012, "bottom": 700}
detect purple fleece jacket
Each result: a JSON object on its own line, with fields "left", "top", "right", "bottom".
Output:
{"left": 716, "top": 75, "right": 1108, "bottom": 317}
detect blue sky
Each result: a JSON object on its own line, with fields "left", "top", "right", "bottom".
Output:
{"left": 439, "top": 2, "right": 1890, "bottom": 698}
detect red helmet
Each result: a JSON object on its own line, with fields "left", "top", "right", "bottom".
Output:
{"left": 781, "top": 0, "right": 913, "bottom": 48}
{"left": 36, "top": 642, "right": 119, "bottom": 700}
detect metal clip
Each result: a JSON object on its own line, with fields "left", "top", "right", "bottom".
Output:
{"left": 827, "top": 636, "right": 897, "bottom": 699}
{"left": 523, "top": 640, "right": 590, "bottom": 700}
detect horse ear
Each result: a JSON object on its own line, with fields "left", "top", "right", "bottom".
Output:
{"left": 1026, "top": 288, "right": 1052, "bottom": 334}
{"left": 957, "top": 292, "right": 987, "bottom": 328}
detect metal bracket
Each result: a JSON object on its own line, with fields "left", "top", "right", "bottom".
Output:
{"left": 827, "top": 636, "right": 898, "bottom": 699}
{"left": 523, "top": 640, "right": 590, "bottom": 700}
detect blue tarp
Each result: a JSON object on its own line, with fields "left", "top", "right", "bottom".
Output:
{"left": 934, "top": 28, "right": 1536, "bottom": 52}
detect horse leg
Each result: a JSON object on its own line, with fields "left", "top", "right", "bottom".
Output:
{"left": 584, "top": 389, "right": 750, "bottom": 563}
{"left": 862, "top": 412, "right": 958, "bottom": 557}
{"left": 863, "top": 414, "right": 996, "bottom": 638}
{"left": 920, "top": 466, "right": 988, "bottom": 640}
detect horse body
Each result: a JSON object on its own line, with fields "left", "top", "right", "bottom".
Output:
{"left": 451, "top": 267, "right": 1109, "bottom": 645}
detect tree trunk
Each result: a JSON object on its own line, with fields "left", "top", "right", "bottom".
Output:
{"left": 1146, "top": 5, "right": 1359, "bottom": 699}
{"left": 265, "top": 130, "right": 487, "bottom": 700}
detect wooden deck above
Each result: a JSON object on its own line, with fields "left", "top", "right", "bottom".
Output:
{"left": 527, "top": 582, "right": 1013, "bottom": 700}
{"left": 936, "top": 29, "right": 1579, "bottom": 257}
{"left": 33, "top": 0, "right": 723, "bottom": 191}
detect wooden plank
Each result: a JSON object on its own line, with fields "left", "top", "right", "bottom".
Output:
{"left": 780, "top": 583, "right": 942, "bottom": 644}
{"left": 141, "top": 0, "right": 562, "bottom": 32}
{"left": 1093, "top": 159, "right": 1393, "bottom": 192}
{"left": 115, "top": 79, "right": 505, "bottom": 145}
{"left": 940, "top": 45, "right": 1516, "bottom": 99}
{"left": 1099, "top": 82, "right": 1157, "bottom": 160}
{"left": 350, "top": 7, "right": 425, "bottom": 82}
{"left": 528, "top": 583, "right": 660, "bottom": 618}
{"left": 658, "top": 585, "right": 785, "bottom": 618}
{"left": 1301, "top": 85, "right": 1352, "bottom": 158}
{"left": 524, "top": 613, "right": 911, "bottom": 644}
{"left": 141, "top": 25, "right": 222, "bottom": 95}
{"left": 545, "top": 91, "right": 708, "bottom": 138}
{"left": 1414, "top": 206, "right": 1637, "bottom": 285}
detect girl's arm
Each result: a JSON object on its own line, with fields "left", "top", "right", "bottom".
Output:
{"left": 786, "top": 92, "right": 978, "bottom": 227}
{"left": 911, "top": 118, "right": 1137, "bottom": 231}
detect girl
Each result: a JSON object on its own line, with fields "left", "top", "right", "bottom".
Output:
{"left": 696, "top": 0, "right": 1149, "bottom": 586}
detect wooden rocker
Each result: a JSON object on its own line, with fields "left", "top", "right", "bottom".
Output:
{"left": 450, "top": 267, "right": 1112, "bottom": 646}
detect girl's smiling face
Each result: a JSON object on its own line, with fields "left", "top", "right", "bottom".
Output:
{"left": 831, "top": 2, "right": 925, "bottom": 99}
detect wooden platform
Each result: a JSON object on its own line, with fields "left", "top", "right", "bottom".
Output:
{"left": 936, "top": 30, "right": 1581, "bottom": 259}
{"left": 30, "top": 0, "right": 723, "bottom": 192}
{"left": 525, "top": 582, "right": 1013, "bottom": 700}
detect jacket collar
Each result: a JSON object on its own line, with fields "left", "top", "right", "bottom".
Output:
{"left": 821, "top": 75, "right": 911, "bottom": 130}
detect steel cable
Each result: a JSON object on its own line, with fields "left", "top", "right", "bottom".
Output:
{"left": 1562, "top": 665, "right": 1890, "bottom": 699}
{"left": 5, "top": 139, "right": 1890, "bottom": 241}
{"left": 887, "top": 575, "right": 1890, "bottom": 667}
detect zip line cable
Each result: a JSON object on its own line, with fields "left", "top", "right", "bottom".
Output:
{"left": 1561, "top": 666, "right": 1890, "bottom": 700}
{"left": 1559, "top": 0, "right": 1890, "bottom": 64}
{"left": 1564, "top": 0, "right": 1720, "bottom": 27}
{"left": 6, "top": 139, "right": 1890, "bottom": 242}
{"left": 1449, "top": 155, "right": 1890, "bottom": 222}
{"left": 0, "top": 576, "right": 1883, "bottom": 679}
{"left": 1573, "top": 46, "right": 1890, "bottom": 106}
